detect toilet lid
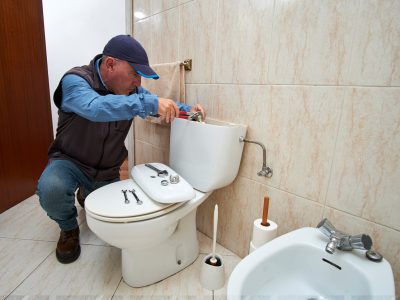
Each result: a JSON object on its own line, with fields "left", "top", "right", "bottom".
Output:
{"left": 85, "top": 179, "right": 185, "bottom": 222}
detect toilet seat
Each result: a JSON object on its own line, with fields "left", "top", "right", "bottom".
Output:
{"left": 85, "top": 179, "right": 187, "bottom": 223}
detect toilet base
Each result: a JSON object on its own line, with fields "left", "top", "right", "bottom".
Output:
{"left": 121, "top": 209, "right": 199, "bottom": 287}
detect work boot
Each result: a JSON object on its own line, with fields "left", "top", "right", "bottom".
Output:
{"left": 76, "top": 187, "right": 86, "bottom": 208}
{"left": 56, "top": 227, "right": 81, "bottom": 264}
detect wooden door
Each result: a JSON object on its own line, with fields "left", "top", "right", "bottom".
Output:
{"left": 0, "top": 0, "right": 53, "bottom": 213}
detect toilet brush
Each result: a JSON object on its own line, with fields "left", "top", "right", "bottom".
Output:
{"left": 200, "top": 204, "right": 225, "bottom": 290}
{"left": 210, "top": 204, "right": 218, "bottom": 265}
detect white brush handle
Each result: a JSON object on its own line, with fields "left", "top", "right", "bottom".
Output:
{"left": 212, "top": 204, "right": 218, "bottom": 258}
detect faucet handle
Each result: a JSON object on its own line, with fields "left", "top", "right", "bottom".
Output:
{"left": 317, "top": 218, "right": 338, "bottom": 237}
{"left": 349, "top": 234, "right": 372, "bottom": 250}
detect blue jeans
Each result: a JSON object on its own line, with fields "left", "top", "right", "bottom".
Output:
{"left": 37, "top": 159, "right": 119, "bottom": 231}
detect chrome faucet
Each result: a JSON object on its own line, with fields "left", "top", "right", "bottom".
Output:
{"left": 317, "top": 218, "right": 372, "bottom": 254}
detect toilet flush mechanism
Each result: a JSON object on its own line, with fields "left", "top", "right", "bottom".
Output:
{"left": 239, "top": 137, "right": 273, "bottom": 178}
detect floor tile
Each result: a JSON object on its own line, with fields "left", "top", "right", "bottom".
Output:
{"left": 0, "top": 238, "right": 55, "bottom": 300}
{"left": 1, "top": 195, "right": 243, "bottom": 299}
{"left": 10, "top": 244, "right": 121, "bottom": 299}
{"left": 0, "top": 195, "right": 85, "bottom": 242}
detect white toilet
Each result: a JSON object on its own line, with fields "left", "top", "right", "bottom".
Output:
{"left": 85, "top": 118, "right": 247, "bottom": 287}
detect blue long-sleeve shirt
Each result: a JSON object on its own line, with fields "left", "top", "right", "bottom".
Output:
{"left": 60, "top": 60, "right": 191, "bottom": 122}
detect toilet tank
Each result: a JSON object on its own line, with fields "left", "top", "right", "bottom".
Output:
{"left": 170, "top": 118, "right": 247, "bottom": 193}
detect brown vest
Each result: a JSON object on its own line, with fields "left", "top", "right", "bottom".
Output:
{"left": 48, "top": 54, "right": 133, "bottom": 181}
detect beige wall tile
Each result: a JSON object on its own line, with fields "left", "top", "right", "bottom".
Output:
{"left": 272, "top": 86, "right": 344, "bottom": 202}
{"left": 327, "top": 88, "right": 400, "bottom": 230}
{"left": 269, "top": 0, "right": 358, "bottom": 84}
{"left": 214, "top": 0, "right": 274, "bottom": 84}
{"left": 323, "top": 207, "right": 400, "bottom": 294}
{"left": 198, "top": 231, "right": 236, "bottom": 256}
{"left": 151, "top": 123, "right": 171, "bottom": 148}
{"left": 134, "top": 140, "right": 153, "bottom": 164}
{"left": 260, "top": 185, "right": 325, "bottom": 237}
{"left": 179, "top": 0, "right": 218, "bottom": 84}
{"left": 212, "top": 85, "right": 266, "bottom": 140}
{"left": 154, "top": 146, "right": 169, "bottom": 164}
{"left": 133, "top": 0, "right": 151, "bottom": 22}
{"left": 134, "top": 18, "right": 153, "bottom": 61}
{"left": 185, "top": 84, "right": 215, "bottom": 118}
{"left": 134, "top": 118, "right": 154, "bottom": 143}
{"left": 347, "top": 0, "right": 400, "bottom": 86}
{"left": 151, "top": 8, "right": 180, "bottom": 64}
{"left": 151, "top": 0, "right": 180, "bottom": 15}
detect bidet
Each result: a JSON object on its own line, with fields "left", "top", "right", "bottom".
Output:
{"left": 227, "top": 227, "right": 395, "bottom": 298}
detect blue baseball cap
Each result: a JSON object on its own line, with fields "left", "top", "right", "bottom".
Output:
{"left": 103, "top": 35, "right": 159, "bottom": 79}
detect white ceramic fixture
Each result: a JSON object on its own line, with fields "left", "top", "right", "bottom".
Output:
{"left": 227, "top": 227, "right": 395, "bottom": 299}
{"left": 85, "top": 118, "right": 246, "bottom": 287}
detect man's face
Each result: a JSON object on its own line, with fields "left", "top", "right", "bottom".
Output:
{"left": 105, "top": 58, "right": 141, "bottom": 95}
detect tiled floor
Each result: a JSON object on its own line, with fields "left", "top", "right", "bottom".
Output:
{"left": 0, "top": 194, "right": 241, "bottom": 299}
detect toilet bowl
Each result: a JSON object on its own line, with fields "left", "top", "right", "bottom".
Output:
{"left": 85, "top": 118, "right": 246, "bottom": 287}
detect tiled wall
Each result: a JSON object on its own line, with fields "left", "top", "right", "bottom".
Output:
{"left": 133, "top": 0, "right": 400, "bottom": 292}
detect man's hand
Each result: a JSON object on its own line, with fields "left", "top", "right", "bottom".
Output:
{"left": 189, "top": 104, "right": 206, "bottom": 119}
{"left": 158, "top": 98, "right": 179, "bottom": 123}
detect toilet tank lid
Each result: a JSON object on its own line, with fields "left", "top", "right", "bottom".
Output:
{"left": 131, "top": 163, "right": 196, "bottom": 204}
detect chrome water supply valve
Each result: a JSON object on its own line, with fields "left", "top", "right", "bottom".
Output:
{"left": 239, "top": 136, "right": 273, "bottom": 178}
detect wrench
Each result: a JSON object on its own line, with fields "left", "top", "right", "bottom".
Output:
{"left": 121, "top": 190, "right": 129, "bottom": 204}
{"left": 129, "top": 189, "right": 143, "bottom": 205}
{"left": 145, "top": 163, "right": 168, "bottom": 177}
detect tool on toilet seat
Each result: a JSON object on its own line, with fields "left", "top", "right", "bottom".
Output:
{"left": 145, "top": 163, "right": 168, "bottom": 177}
{"left": 129, "top": 189, "right": 143, "bottom": 205}
{"left": 121, "top": 190, "right": 129, "bottom": 204}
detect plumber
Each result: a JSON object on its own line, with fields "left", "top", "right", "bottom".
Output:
{"left": 36, "top": 34, "right": 205, "bottom": 264}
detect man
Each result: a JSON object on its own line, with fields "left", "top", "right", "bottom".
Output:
{"left": 37, "top": 35, "right": 205, "bottom": 264}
